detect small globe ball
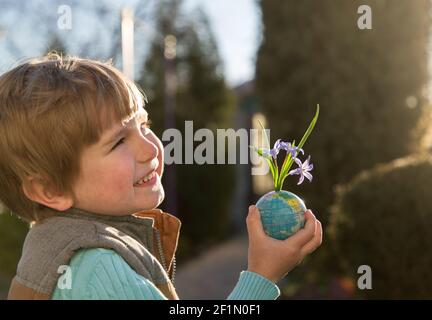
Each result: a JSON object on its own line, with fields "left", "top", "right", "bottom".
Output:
{"left": 256, "top": 190, "right": 306, "bottom": 240}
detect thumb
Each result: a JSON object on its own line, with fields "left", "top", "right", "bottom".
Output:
{"left": 246, "top": 205, "right": 267, "bottom": 240}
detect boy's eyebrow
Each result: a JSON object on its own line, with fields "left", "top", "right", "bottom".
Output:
{"left": 101, "top": 109, "right": 148, "bottom": 148}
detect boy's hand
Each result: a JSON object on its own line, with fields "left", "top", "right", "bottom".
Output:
{"left": 246, "top": 205, "right": 322, "bottom": 283}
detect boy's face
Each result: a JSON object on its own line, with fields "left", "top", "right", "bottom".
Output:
{"left": 71, "top": 109, "right": 165, "bottom": 215}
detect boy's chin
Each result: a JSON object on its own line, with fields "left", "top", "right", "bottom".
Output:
{"left": 157, "top": 189, "right": 165, "bottom": 207}
{"left": 143, "top": 189, "right": 165, "bottom": 211}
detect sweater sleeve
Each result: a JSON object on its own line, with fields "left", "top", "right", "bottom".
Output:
{"left": 52, "top": 248, "right": 167, "bottom": 300}
{"left": 227, "top": 271, "right": 280, "bottom": 300}
{"left": 52, "top": 248, "right": 280, "bottom": 300}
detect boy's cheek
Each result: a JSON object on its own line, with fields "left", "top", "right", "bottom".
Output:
{"left": 150, "top": 132, "right": 164, "bottom": 177}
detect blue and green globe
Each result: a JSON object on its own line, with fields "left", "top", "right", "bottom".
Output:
{"left": 256, "top": 190, "right": 306, "bottom": 240}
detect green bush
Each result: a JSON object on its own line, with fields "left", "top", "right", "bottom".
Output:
{"left": 0, "top": 209, "right": 28, "bottom": 296}
{"left": 328, "top": 154, "right": 432, "bottom": 298}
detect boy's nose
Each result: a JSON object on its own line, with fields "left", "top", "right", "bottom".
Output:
{"left": 135, "top": 135, "right": 158, "bottom": 163}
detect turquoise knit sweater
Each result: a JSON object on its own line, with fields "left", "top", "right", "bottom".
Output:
{"left": 52, "top": 248, "right": 280, "bottom": 300}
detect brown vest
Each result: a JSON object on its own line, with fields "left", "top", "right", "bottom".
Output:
{"left": 8, "top": 208, "right": 181, "bottom": 300}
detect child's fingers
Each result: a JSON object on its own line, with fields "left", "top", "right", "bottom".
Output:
{"left": 287, "top": 210, "right": 316, "bottom": 248}
{"left": 246, "top": 205, "right": 267, "bottom": 241}
{"left": 300, "top": 219, "right": 323, "bottom": 256}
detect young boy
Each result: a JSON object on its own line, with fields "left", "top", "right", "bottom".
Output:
{"left": 0, "top": 54, "right": 322, "bottom": 300}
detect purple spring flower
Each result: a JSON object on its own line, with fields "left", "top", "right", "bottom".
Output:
{"left": 288, "top": 155, "right": 314, "bottom": 185}
{"left": 261, "top": 139, "right": 304, "bottom": 160}
{"left": 262, "top": 147, "right": 278, "bottom": 159}
{"left": 291, "top": 146, "right": 304, "bottom": 158}
{"left": 273, "top": 139, "right": 285, "bottom": 152}
{"left": 275, "top": 140, "right": 304, "bottom": 158}
{"left": 262, "top": 139, "right": 283, "bottom": 159}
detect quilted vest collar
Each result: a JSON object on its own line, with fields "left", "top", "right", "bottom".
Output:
{"left": 8, "top": 207, "right": 181, "bottom": 300}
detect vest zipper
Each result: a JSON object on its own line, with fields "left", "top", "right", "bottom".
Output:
{"left": 154, "top": 228, "right": 176, "bottom": 285}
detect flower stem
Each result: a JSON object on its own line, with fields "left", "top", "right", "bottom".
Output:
{"left": 273, "top": 157, "right": 279, "bottom": 189}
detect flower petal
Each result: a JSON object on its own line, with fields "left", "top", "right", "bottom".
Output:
{"left": 297, "top": 173, "right": 305, "bottom": 185}
{"left": 304, "top": 171, "right": 313, "bottom": 182}
{"left": 273, "top": 139, "right": 282, "bottom": 150}
{"left": 294, "top": 157, "right": 303, "bottom": 167}
{"left": 261, "top": 148, "right": 273, "bottom": 159}
{"left": 280, "top": 141, "right": 290, "bottom": 151}
{"left": 289, "top": 168, "right": 301, "bottom": 176}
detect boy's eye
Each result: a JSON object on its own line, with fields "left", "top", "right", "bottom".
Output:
{"left": 112, "top": 138, "right": 125, "bottom": 150}
{"left": 111, "top": 120, "right": 152, "bottom": 151}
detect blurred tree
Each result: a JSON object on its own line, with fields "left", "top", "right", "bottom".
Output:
{"left": 138, "top": 0, "right": 236, "bottom": 262}
{"left": 256, "top": 0, "right": 431, "bottom": 225}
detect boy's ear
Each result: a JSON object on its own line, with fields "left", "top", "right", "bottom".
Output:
{"left": 22, "top": 176, "right": 73, "bottom": 212}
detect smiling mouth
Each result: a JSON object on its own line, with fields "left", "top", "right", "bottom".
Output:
{"left": 133, "top": 170, "right": 156, "bottom": 186}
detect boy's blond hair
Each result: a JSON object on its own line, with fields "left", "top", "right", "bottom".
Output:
{"left": 0, "top": 53, "right": 146, "bottom": 222}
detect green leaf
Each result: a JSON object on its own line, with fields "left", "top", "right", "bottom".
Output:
{"left": 266, "top": 158, "right": 277, "bottom": 183}
{"left": 258, "top": 119, "right": 271, "bottom": 149}
{"left": 296, "top": 104, "right": 319, "bottom": 155}
{"left": 257, "top": 119, "right": 279, "bottom": 188}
